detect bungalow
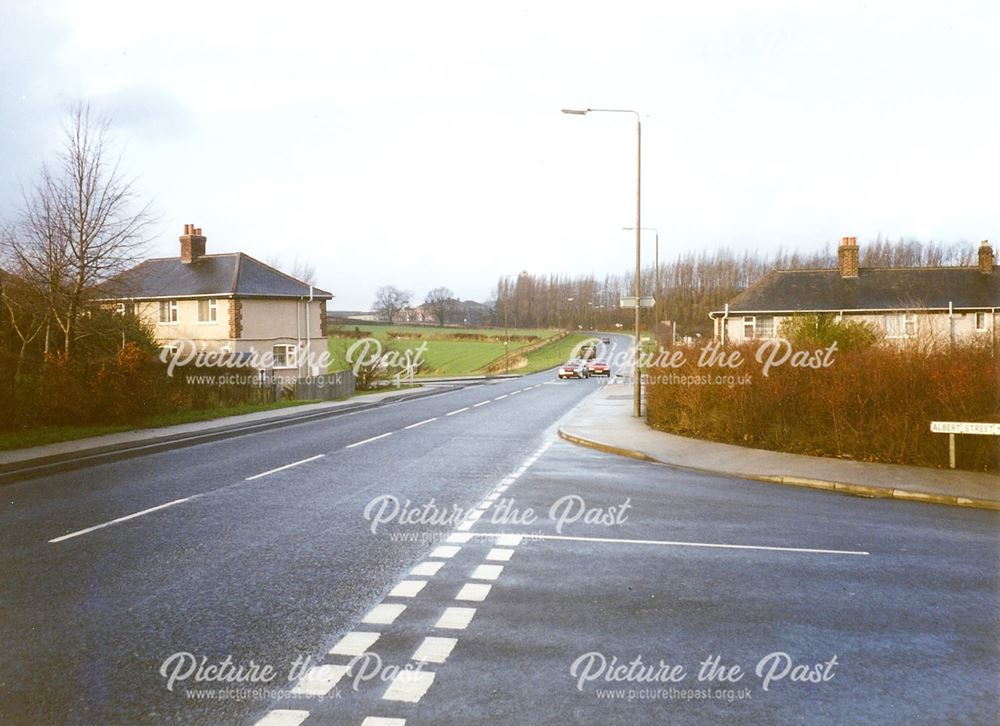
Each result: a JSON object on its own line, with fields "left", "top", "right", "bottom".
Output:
{"left": 710, "top": 238, "right": 998, "bottom": 345}
{"left": 98, "top": 224, "right": 333, "bottom": 376}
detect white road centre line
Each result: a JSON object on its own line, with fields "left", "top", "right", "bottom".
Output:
{"left": 382, "top": 670, "right": 436, "bottom": 703}
{"left": 388, "top": 580, "right": 427, "bottom": 598}
{"left": 486, "top": 548, "right": 515, "bottom": 562}
{"left": 473, "top": 400, "right": 491, "bottom": 407}
{"left": 362, "top": 603, "right": 407, "bottom": 625}
{"left": 404, "top": 417, "right": 438, "bottom": 430}
{"left": 471, "top": 564, "right": 504, "bottom": 581}
{"left": 485, "top": 491, "right": 501, "bottom": 501}
{"left": 245, "top": 454, "right": 326, "bottom": 481}
{"left": 496, "top": 534, "right": 524, "bottom": 546}
{"left": 493, "top": 394, "right": 508, "bottom": 400}
{"left": 290, "top": 664, "right": 349, "bottom": 696}
{"left": 254, "top": 709, "right": 311, "bottom": 726}
{"left": 330, "top": 631, "right": 381, "bottom": 656}
{"left": 410, "top": 561, "right": 444, "bottom": 577}
{"left": 48, "top": 497, "right": 194, "bottom": 543}
{"left": 346, "top": 432, "right": 394, "bottom": 449}
{"left": 473, "top": 532, "right": 870, "bottom": 556}
{"left": 509, "top": 390, "right": 521, "bottom": 396}
{"left": 445, "top": 407, "right": 469, "bottom": 416}
{"left": 435, "top": 607, "right": 476, "bottom": 630}
{"left": 362, "top": 718, "right": 406, "bottom": 726}
{"left": 455, "top": 583, "right": 492, "bottom": 602}
{"left": 411, "top": 636, "right": 458, "bottom": 664}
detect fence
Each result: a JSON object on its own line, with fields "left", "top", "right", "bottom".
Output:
{"left": 293, "top": 370, "right": 356, "bottom": 401}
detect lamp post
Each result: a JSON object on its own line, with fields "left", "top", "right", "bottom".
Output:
{"left": 623, "top": 226, "right": 658, "bottom": 340}
{"left": 562, "top": 108, "right": 642, "bottom": 416}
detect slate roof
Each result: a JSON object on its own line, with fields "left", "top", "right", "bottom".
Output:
{"left": 96, "top": 253, "right": 333, "bottom": 300}
{"left": 715, "top": 266, "right": 999, "bottom": 315}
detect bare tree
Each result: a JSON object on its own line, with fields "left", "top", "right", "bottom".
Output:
{"left": 265, "top": 255, "right": 318, "bottom": 286}
{"left": 0, "top": 252, "right": 47, "bottom": 377}
{"left": 424, "top": 287, "right": 455, "bottom": 326}
{"left": 8, "top": 103, "right": 154, "bottom": 357}
{"left": 373, "top": 285, "right": 411, "bottom": 324}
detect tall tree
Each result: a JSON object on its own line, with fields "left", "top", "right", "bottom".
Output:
{"left": 373, "top": 285, "right": 411, "bottom": 323}
{"left": 424, "top": 287, "right": 455, "bottom": 326}
{"left": 8, "top": 103, "right": 154, "bottom": 357}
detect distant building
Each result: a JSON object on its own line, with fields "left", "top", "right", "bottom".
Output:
{"left": 710, "top": 237, "right": 998, "bottom": 345}
{"left": 97, "top": 225, "right": 333, "bottom": 375}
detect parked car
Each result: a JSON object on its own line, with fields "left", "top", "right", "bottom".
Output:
{"left": 558, "top": 360, "right": 589, "bottom": 379}
{"left": 587, "top": 359, "right": 611, "bottom": 376}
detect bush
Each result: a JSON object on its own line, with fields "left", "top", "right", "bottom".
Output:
{"left": 646, "top": 339, "right": 999, "bottom": 472}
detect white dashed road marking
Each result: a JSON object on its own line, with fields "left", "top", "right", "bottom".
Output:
{"left": 330, "top": 631, "right": 381, "bottom": 656}
{"left": 362, "top": 718, "right": 406, "bottom": 726}
{"left": 430, "top": 545, "right": 461, "bottom": 558}
{"left": 473, "top": 400, "right": 491, "bottom": 407}
{"left": 446, "top": 533, "right": 472, "bottom": 544}
{"left": 382, "top": 670, "right": 436, "bottom": 702}
{"left": 254, "top": 709, "right": 311, "bottom": 726}
{"left": 411, "top": 636, "right": 458, "bottom": 664}
{"left": 486, "top": 548, "right": 515, "bottom": 561}
{"left": 455, "top": 583, "right": 492, "bottom": 602}
{"left": 494, "top": 394, "right": 508, "bottom": 400}
{"left": 435, "top": 607, "right": 476, "bottom": 630}
{"left": 290, "top": 664, "right": 349, "bottom": 696}
{"left": 470, "top": 564, "right": 504, "bottom": 580}
{"left": 346, "top": 432, "right": 394, "bottom": 449}
{"left": 245, "top": 454, "right": 326, "bottom": 481}
{"left": 410, "top": 561, "right": 444, "bottom": 577}
{"left": 48, "top": 497, "right": 194, "bottom": 543}
{"left": 388, "top": 580, "right": 427, "bottom": 598}
{"left": 404, "top": 417, "right": 437, "bottom": 430}
{"left": 445, "top": 407, "right": 469, "bottom": 416}
{"left": 362, "top": 603, "right": 407, "bottom": 625}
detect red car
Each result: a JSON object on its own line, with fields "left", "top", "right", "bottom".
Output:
{"left": 587, "top": 359, "right": 610, "bottom": 376}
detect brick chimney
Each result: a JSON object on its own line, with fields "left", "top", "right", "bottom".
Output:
{"left": 979, "top": 240, "right": 994, "bottom": 274}
{"left": 180, "top": 224, "right": 206, "bottom": 264}
{"left": 838, "top": 236, "right": 859, "bottom": 278}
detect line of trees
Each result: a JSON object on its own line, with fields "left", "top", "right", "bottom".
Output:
{"left": 488, "top": 240, "right": 978, "bottom": 334}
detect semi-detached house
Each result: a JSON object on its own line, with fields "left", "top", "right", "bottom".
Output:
{"left": 98, "top": 225, "right": 333, "bottom": 377}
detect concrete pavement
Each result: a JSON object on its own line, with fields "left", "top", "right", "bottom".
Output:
{"left": 558, "top": 381, "right": 1000, "bottom": 510}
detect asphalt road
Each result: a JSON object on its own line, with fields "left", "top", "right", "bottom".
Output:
{"left": 1, "top": 335, "right": 997, "bottom": 725}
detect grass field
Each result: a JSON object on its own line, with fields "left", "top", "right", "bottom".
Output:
{"left": 327, "top": 323, "right": 565, "bottom": 377}
{"left": 0, "top": 399, "right": 317, "bottom": 452}
{"left": 327, "top": 323, "right": 601, "bottom": 377}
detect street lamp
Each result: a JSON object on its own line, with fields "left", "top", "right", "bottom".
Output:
{"left": 623, "top": 226, "right": 659, "bottom": 340}
{"left": 562, "top": 107, "right": 642, "bottom": 416}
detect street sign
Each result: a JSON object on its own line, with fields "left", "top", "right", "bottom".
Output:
{"left": 930, "top": 421, "right": 1000, "bottom": 436}
{"left": 620, "top": 296, "right": 655, "bottom": 309}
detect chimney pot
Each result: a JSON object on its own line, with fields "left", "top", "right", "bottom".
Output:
{"left": 180, "top": 224, "right": 207, "bottom": 264}
{"left": 838, "top": 234, "right": 859, "bottom": 278}
{"left": 979, "top": 240, "right": 994, "bottom": 274}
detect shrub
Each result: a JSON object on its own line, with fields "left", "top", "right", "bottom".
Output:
{"left": 646, "top": 339, "right": 999, "bottom": 472}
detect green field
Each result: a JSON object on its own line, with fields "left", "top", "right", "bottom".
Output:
{"left": 327, "top": 323, "right": 578, "bottom": 377}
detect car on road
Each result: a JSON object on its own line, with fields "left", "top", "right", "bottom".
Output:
{"left": 601, "top": 336, "right": 611, "bottom": 344}
{"left": 558, "top": 360, "right": 589, "bottom": 379}
{"left": 587, "top": 359, "right": 611, "bottom": 376}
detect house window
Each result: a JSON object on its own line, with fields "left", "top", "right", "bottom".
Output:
{"left": 158, "top": 300, "right": 178, "bottom": 323}
{"left": 885, "top": 312, "right": 917, "bottom": 338}
{"left": 975, "top": 312, "right": 988, "bottom": 332}
{"left": 743, "top": 316, "right": 756, "bottom": 339}
{"left": 756, "top": 316, "right": 775, "bottom": 338}
{"left": 198, "top": 298, "right": 218, "bottom": 323}
{"left": 272, "top": 344, "right": 298, "bottom": 369}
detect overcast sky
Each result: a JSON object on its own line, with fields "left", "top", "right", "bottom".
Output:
{"left": 2, "top": 1, "right": 997, "bottom": 309}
